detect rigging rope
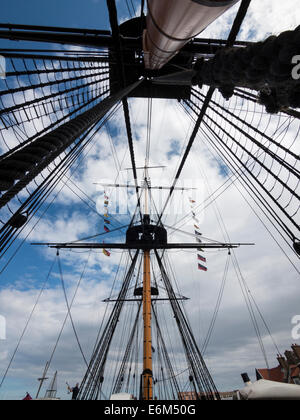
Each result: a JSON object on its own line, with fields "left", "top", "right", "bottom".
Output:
{"left": 0, "top": 103, "right": 125, "bottom": 269}
{"left": 202, "top": 252, "right": 230, "bottom": 356}
{"left": 196, "top": 156, "right": 274, "bottom": 370}
{"left": 182, "top": 91, "right": 300, "bottom": 255}
{"left": 0, "top": 257, "right": 56, "bottom": 390}
{"left": 157, "top": 88, "right": 215, "bottom": 225}
{"left": 57, "top": 252, "right": 90, "bottom": 368}
{"left": 78, "top": 250, "right": 139, "bottom": 400}
{"left": 155, "top": 250, "right": 221, "bottom": 400}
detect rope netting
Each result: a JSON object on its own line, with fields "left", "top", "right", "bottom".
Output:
{"left": 0, "top": 54, "right": 112, "bottom": 261}
{"left": 182, "top": 86, "right": 300, "bottom": 255}
{"left": 0, "top": 54, "right": 110, "bottom": 155}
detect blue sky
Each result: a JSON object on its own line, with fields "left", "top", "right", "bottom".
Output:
{"left": 0, "top": 0, "right": 299, "bottom": 401}
{"left": 0, "top": 0, "right": 140, "bottom": 49}
{"left": 0, "top": 0, "right": 111, "bottom": 30}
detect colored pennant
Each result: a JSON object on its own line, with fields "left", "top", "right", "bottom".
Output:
{"left": 104, "top": 219, "right": 110, "bottom": 224}
{"left": 104, "top": 226, "right": 110, "bottom": 233}
{"left": 198, "top": 263, "right": 207, "bottom": 272}
{"left": 103, "top": 248, "right": 111, "bottom": 257}
{"left": 187, "top": 196, "right": 207, "bottom": 273}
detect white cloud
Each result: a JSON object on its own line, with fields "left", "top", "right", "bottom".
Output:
{"left": 200, "top": 0, "right": 300, "bottom": 41}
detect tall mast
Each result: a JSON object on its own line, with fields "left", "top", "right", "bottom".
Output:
{"left": 142, "top": 169, "right": 153, "bottom": 400}
{"left": 142, "top": 247, "right": 152, "bottom": 400}
{"left": 36, "top": 361, "right": 49, "bottom": 399}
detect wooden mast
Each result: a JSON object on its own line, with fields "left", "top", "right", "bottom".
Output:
{"left": 142, "top": 175, "right": 153, "bottom": 400}
{"left": 142, "top": 248, "right": 153, "bottom": 400}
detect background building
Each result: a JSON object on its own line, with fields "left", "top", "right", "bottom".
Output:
{"left": 256, "top": 344, "right": 300, "bottom": 385}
